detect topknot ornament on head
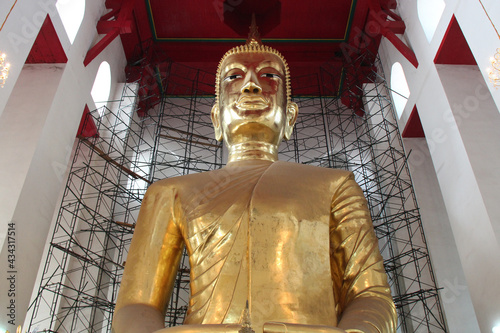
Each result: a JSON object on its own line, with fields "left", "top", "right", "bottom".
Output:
{"left": 215, "top": 15, "right": 292, "bottom": 105}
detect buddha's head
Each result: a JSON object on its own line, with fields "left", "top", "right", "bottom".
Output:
{"left": 211, "top": 33, "right": 298, "bottom": 148}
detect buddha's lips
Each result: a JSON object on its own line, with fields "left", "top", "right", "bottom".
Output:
{"left": 236, "top": 96, "right": 269, "bottom": 110}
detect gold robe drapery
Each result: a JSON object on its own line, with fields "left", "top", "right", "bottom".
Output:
{"left": 116, "top": 160, "right": 397, "bottom": 333}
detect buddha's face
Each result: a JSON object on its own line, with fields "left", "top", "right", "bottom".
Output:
{"left": 212, "top": 52, "right": 297, "bottom": 146}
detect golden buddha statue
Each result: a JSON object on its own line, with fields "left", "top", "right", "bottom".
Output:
{"left": 112, "top": 26, "right": 397, "bottom": 333}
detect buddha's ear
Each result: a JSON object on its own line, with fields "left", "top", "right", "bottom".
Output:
{"left": 211, "top": 104, "right": 223, "bottom": 141}
{"left": 284, "top": 101, "right": 298, "bottom": 140}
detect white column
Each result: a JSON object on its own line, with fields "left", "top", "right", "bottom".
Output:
{"left": 404, "top": 137, "right": 479, "bottom": 333}
{"left": 0, "top": 64, "right": 66, "bottom": 330}
{"left": 417, "top": 65, "right": 500, "bottom": 333}
{"left": 0, "top": 0, "right": 128, "bottom": 330}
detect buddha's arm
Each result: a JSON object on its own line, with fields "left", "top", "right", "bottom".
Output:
{"left": 112, "top": 183, "right": 184, "bottom": 333}
{"left": 263, "top": 322, "right": 346, "bottom": 333}
{"left": 154, "top": 324, "right": 242, "bottom": 332}
{"left": 330, "top": 174, "right": 397, "bottom": 333}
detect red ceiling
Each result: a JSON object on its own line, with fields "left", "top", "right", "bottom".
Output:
{"left": 26, "top": 15, "right": 67, "bottom": 64}
{"left": 24, "top": 0, "right": 397, "bottom": 88}
{"left": 109, "top": 0, "right": 409, "bottom": 114}
{"left": 25, "top": 0, "right": 414, "bottom": 116}
{"left": 435, "top": 15, "right": 476, "bottom": 65}
{"left": 119, "top": 0, "right": 373, "bottom": 77}
{"left": 147, "top": 1, "right": 355, "bottom": 40}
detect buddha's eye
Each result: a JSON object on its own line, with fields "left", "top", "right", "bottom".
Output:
{"left": 223, "top": 74, "right": 242, "bottom": 82}
{"left": 261, "top": 73, "right": 281, "bottom": 79}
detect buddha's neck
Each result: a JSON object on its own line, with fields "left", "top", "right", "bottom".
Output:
{"left": 227, "top": 142, "right": 278, "bottom": 163}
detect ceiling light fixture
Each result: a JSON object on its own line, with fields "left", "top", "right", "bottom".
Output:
{"left": 0, "top": 52, "right": 11, "bottom": 88}
{"left": 479, "top": 0, "right": 500, "bottom": 89}
{"left": 488, "top": 49, "right": 500, "bottom": 89}
{"left": 0, "top": 0, "right": 19, "bottom": 89}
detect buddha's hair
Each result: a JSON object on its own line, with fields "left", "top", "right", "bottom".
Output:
{"left": 215, "top": 39, "right": 291, "bottom": 105}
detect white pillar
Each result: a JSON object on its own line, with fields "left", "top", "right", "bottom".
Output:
{"left": 417, "top": 65, "right": 500, "bottom": 333}
{"left": 0, "top": 64, "right": 66, "bottom": 330}
{"left": 404, "top": 137, "right": 479, "bottom": 333}
{"left": 0, "top": 0, "right": 127, "bottom": 330}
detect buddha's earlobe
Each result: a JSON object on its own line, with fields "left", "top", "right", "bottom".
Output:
{"left": 284, "top": 102, "right": 298, "bottom": 140}
{"left": 211, "top": 104, "right": 223, "bottom": 141}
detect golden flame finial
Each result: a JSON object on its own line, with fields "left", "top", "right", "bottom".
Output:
{"left": 247, "top": 14, "right": 261, "bottom": 46}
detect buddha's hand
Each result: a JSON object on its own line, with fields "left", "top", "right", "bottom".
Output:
{"left": 153, "top": 324, "right": 242, "bottom": 333}
{"left": 263, "top": 322, "right": 349, "bottom": 333}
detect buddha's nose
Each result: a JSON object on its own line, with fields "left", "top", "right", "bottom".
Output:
{"left": 241, "top": 79, "right": 262, "bottom": 94}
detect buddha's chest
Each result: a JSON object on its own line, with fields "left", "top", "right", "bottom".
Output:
{"left": 180, "top": 163, "right": 341, "bottom": 327}
{"left": 183, "top": 174, "right": 333, "bottom": 264}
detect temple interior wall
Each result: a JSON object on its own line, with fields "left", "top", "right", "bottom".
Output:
{"left": 404, "top": 137, "right": 478, "bottom": 333}
{"left": 0, "top": 0, "right": 127, "bottom": 329}
{"left": 379, "top": 0, "right": 500, "bottom": 332}
{"left": 0, "top": 0, "right": 499, "bottom": 332}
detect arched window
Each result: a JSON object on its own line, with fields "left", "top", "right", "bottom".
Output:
{"left": 418, "top": 0, "right": 446, "bottom": 43}
{"left": 56, "top": 0, "right": 85, "bottom": 44}
{"left": 91, "top": 61, "right": 112, "bottom": 114}
{"left": 390, "top": 62, "right": 410, "bottom": 118}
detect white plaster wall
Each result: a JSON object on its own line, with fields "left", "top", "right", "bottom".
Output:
{"left": 0, "top": 64, "right": 64, "bottom": 247}
{"left": 0, "top": 0, "right": 128, "bottom": 330}
{"left": 419, "top": 68, "right": 500, "bottom": 333}
{"left": 0, "top": 0, "right": 67, "bottom": 118}
{"left": 0, "top": 63, "right": 65, "bottom": 330}
{"left": 392, "top": 0, "right": 500, "bottom": 129}
{"left": 378, "top": 0, "right": 500, "bottom": 331}
{"left": 404, "top": 138, "right": 479, "bottom": 333}
{"left": 1, "top": 0, "right": 499, "bottom": 330}
{"left": 454, "top": 0, "right": 500, "bottom": 111}
{"left": 436, "top": 65, "right": 500, "bottom": 245}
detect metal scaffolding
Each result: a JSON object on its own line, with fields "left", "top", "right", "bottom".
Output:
{"left": 28, "top": 49, "right": 446, "bottom": 333}
{"left": 321, "top": 52, "right": 447, "bottom": 332}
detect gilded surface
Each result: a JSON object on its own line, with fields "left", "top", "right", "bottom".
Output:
{"left": 112, "top": 34, "right": 397, "bottom": 333}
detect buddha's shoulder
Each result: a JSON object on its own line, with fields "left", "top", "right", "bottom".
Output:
{"left": 273, "top": 161, "right": 353, "bottom": 180}
{"left": 146, "top": 168, "right": 230, "bottom": 192}
{"left": 147, "top": 162, "right": 353, "bottom": 192}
